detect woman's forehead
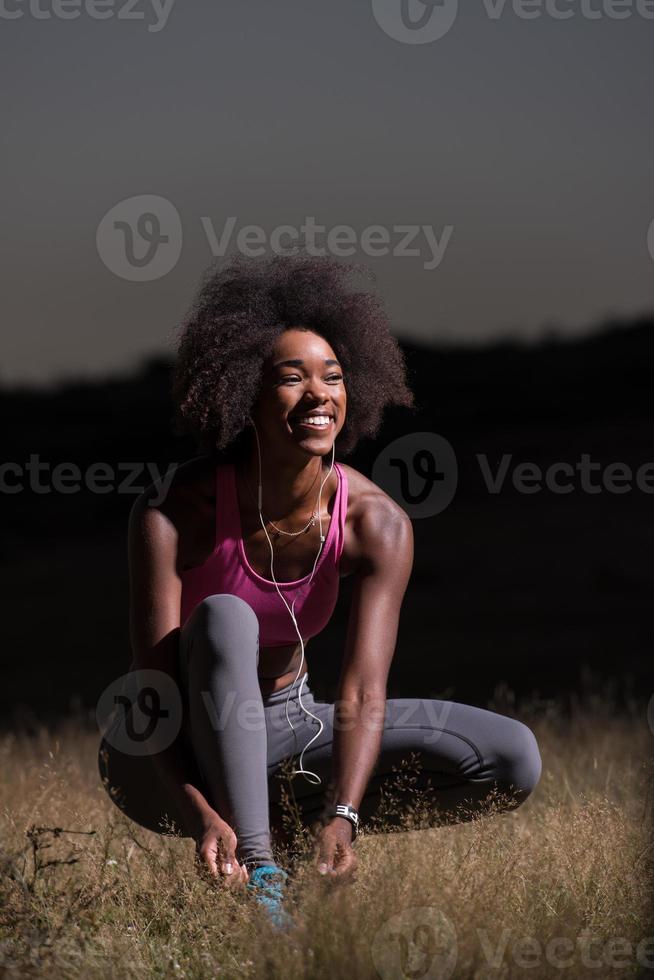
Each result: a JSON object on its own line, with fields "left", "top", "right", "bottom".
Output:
{"left": 267, "top": 329, "right": 337, "bottom": 365}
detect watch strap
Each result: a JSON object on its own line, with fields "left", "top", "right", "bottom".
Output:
{"left": 323, "top": 801, "right": 359, "bottom": 839}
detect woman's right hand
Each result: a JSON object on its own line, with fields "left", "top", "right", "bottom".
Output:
{"left": 190, "top": 807, "right": 249, "bottom": 886}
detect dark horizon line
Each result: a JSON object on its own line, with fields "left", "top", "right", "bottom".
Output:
{"left": 2, "top": 308, "right": 652, "bottom": 396}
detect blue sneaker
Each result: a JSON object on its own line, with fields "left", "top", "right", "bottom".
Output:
{"left": 245, "top": 864, "right": 294, "bottom": 931}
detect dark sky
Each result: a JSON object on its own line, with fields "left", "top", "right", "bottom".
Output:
{"left": 2, "top": 0, "right": 653, "bottom": 385}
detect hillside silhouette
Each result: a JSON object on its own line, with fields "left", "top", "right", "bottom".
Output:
{"left": 2, "top": 313, "right": 652, "bottom": 727}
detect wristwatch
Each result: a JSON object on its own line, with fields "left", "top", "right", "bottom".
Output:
{"left": 322, "top": 801, "right": 360, "bottom": 840}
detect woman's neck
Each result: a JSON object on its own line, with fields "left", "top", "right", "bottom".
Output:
{"left": 236, "top": 453, "right": 329, "bottom": 519}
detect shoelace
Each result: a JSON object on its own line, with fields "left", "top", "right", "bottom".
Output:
{"left": 247, "top": 865, "right": 288, "bottom": 896}
{"left": 246, "top": 866, "right": 294, "bottom": 930}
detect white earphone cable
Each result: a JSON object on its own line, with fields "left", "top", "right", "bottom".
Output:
{"left": 250, "top": 420, "right": 335, "bottom": 786}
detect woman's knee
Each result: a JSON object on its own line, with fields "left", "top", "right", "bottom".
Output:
{"left": 495, "top": 719, "right": 543, "bottom": 805}
{"left": 184, "top": 594, "right": 260, "bottom": 664}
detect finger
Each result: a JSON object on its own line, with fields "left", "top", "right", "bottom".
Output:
{"left": 313, "top": 829, "right": 333, "bottom": 862}
{"left": 196, "top": 842, "right": 218, "bottom": 879}
{"left": 194, "top": 850, "right": 211, "bottom": 881}
{"left": 232, "top": 862, "right": 248, "bottom": 885}
{"left": 219, "top": 857, "right": 237, "bottom": 877}
{"left": 316, "top": 842, "right": 336, "bottom": 875}
{"left": 222, "top": 862, "right": 248, "bottom": 889}
{"left": 218, "top": 842, "right": 239, "bottom": 878}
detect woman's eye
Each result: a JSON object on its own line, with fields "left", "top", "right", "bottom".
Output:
{"left": 281, "top": 374, "right": 343, "bottom": 383}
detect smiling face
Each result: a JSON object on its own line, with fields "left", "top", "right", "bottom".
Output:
{"left": 249, "top": 327, "right": 347, "bottom": 461}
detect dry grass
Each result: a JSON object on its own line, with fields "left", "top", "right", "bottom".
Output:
{"left": 1, "top": 681, "right": 652, "bottom": 980}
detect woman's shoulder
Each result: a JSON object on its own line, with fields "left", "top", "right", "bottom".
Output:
{"left": 338, "top": 461, "right": 409, "bottom": 527}
{"left": 337, "top": 462, "right": 412, "bottom": 578}
{"left": 135, "top": 454, "right": 217, "bottom": 514}
{"left": 129, "top": 455, "right": 219, "bottom": 566}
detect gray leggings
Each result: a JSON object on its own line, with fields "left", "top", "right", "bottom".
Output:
{"left": 98, "top": 594, "right": 543, "bottom": 866}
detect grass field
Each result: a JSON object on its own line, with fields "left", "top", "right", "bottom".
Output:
{"left": 1, "top": 683, "right": 652, "bottom": 979}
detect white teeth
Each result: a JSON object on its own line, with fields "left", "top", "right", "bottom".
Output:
{"left": 293, "top": 415, "right": 331, "bottom": 425}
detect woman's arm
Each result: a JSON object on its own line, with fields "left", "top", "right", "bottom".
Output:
{"left": 327, "top": 497, "right": 414, "bottom": 814}
{"left": 127, "top": 486, "right": 250, "bottom": 884}
{"left": 314, "top": 495, "right": 413, "bottom": 877}
{"left": 127, "top": 488, "right": 215, "bottom": 837}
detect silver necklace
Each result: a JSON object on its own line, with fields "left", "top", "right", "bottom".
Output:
{"left": 241, "top": 465, "right": 323, "bottom": 539}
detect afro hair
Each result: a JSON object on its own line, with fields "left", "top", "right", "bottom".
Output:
{"left": 171, "top": 251, "right": 416, "bottom": 460}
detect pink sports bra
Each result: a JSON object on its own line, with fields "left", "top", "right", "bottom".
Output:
{"left": 179, "top": 460, "right": 348, "bottom": 647}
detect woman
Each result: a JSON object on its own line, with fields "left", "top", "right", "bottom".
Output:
{"left": 98, "top": 253, "right": 542, "bottom": 926}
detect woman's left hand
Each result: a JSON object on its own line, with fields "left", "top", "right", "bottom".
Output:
{"left": 312, "top": 818, "right": 358, "bottom": 882}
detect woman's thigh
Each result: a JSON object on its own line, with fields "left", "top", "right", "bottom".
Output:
{"left": 266, "top": 692, "right": 542, "bottom": 830}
